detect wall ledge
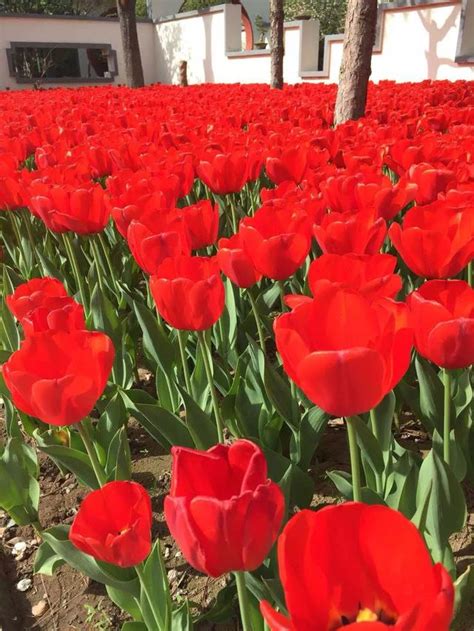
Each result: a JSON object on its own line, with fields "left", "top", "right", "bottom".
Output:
{"left": 0, "top": 12, "right": 152, "bottom": 22}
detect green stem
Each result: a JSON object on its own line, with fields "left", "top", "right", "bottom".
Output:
{"left": 234, "top": 572, "right": 252, "bottom": 631}
{"left": 62, "top": 232, "right": 88, "bottom": 311}
{"left": 90, "top": 237, "right": 106, "bottom": 295}
{"left": 443, "top": 369, "right": 452, "bottom": 466}
{"left": 369, "top": 409, "right": 384, "bottom": 496}
{"left": 467, "top": 261, "right": 472, "bottom": 288}
{"left": 98, "top": 232, "right": 119, "bottom": 289}
{"left": 229, "top": 196, "right": 238, "bottom": 234}
{"left": 78, "top": 421, "right": 107, "bottom": 488}
{"left": 177, "top": 330, "right": 193, "bottom": 395}
{"left": 23, "top": 210, "right": 40, "bottom": 270}
{"left": 248, "top": 291, "right": 265, "bottom": 352}
{"left": 346, "top": 417, "right": 362, "bottom": 502}
{"left": 198, "top": 330, "right": 224, "bottom": 443}
{"left": 278, "top": 280, "right": 287, "bottom": 312}
{"left": 8, "top": 211, "right": 26, "bottom": 273}
{"left": 135, "top": 562, "right": 167, "bottom": 631}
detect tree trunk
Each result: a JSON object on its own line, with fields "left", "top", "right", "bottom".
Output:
{"left": 334, "top": 0, "right": 378, "bottom": 125}
{"left": 269, "top": 0, "right": 284, "bottom": 89}
{"left": 116, "top": 0, "right": 145, "bottom": 88}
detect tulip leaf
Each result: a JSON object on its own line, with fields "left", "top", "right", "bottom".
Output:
{"left": 290, "top": 406, "right": 328, "bottom": 469}
{"left": 34, "top": 430, "right": 99, "bottom": 490}
{"left": 349, "top": 416, "right": 384, "bottom": 475}
{"left": 34, "top": 541, "right": 65, "bottom": 576}
{"left": 371, "top": 391, "right": 396, "bottom": 453}
{"left": 327, "top": 470, "right": 385, "bottom": 505}
{"left": 416, "top": 449, "right": 467, "bottom": 548}
{"left": 0, "top": 438, "right": 39, "bottom": 526}
{"left": 121, "top": 623, "right": 147, "bottom": 631}
{"left": 415, "top": 356, "right": 444, "bottom": 435}
{"left": 177, "top": 385, "right": 218, "bottom": 449}
{"left": 263, "top": 357, "right": 298, "bottom": 427}
{"left": 0, "top": 291, "right": 20, "bottom": 352}
{"left": 140, "top": 541, "right": 170, "bottom": 631}
{"left": 107, "top": 585, "right": 143, "bottom": 621}
{"left": 42, "top": 526, "right": 139, "bottom": 595}
{"left": 106, "top": 426, "right": 132, "bottom": 482}
{"left": 171, "top": 600, "right": 194, "bottom": 631}
{"left": 133, "top": 301, "right": 176, "bottom": 372}
{"left": 263, "top": 447, "right": 314, "bottom": 509}
{"left": 124, "top": 391, "right": 194, "bottom": 450}
{"left": 454, "top": 564, "right": 474, "bottom": 620}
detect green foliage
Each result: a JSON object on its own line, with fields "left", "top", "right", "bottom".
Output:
{"left": 284, "top": 0, "right": 347, "bottom": 35}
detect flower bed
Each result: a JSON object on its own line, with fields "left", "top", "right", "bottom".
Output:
{"left": 0, "top": 80, "right": 473, "bottom": 630}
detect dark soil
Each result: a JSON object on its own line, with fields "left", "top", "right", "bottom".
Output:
{"left": 0, "top": 416, "right": 473, "bottom": 630}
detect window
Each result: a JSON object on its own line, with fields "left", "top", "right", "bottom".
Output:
{"left": 7, "top": 42, "right": 118, "bottom": 84}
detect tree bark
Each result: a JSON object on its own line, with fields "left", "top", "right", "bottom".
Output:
{"left": 334, "top": 0, "right": 378, "bottom": 125}
{"left": 269, "top": 0, "right": 284, "bottom": 89}
{"left": 116, "top": 0, "right": 145, "bottom": 88}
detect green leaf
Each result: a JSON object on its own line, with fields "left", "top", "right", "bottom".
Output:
{"left": 133, "top": 301, "right": 176, "bottom": 372}
{"left": 171, "top": 600, "right": 194, "bottom": 631}
{"left": 0, "top": 438, "right": 39, "bottom": 525}
{"left": 415, "top": 356, "right": 444, "bottom": 435}
{"left": 34, "top": 430, "right": 98, "bottom": 489}
{"left": 42, "top": 526, "right": 139, "bottom": 595}
{"left": 106, "top": 426, "right": 132, "bottom": 482}
{"left": 290, "top": 406, "right": 328, "bottom": 468}
{"left": 124, "top": 393, "right": 193, "bottom": 450}
{"left": 371, "top": 391, "right": 396, "bottom": 452}
{"left": 107, "top": 585, "right": 142, "bottom": 621}
{"left": 121, "top": 623, "right": 147, "bottom": 631}
{"left": 177, "top": 385, "right": 218, "bottom": 449}
{"left": 327, "top": 470, "right": 385, "bottom": 504}
{"left": 34, "top": 541, "right": 65, "bottom": 576}
{"left": 416, "top": 450, "right": 467, "bottom": 547}
{"left": 263, "top": 447, "right": 314, "bottom": 508}
{"left": 264, "top": 358, "right": 297, "bottom": 426}
{"left": 140, "top": 541, "right": 171, "bottom": 631}
{"left": 454, "top": 564, "right": 474, "bottom": 619}
{"left": 350, "top": 416, "right": 384, "bottom": 475}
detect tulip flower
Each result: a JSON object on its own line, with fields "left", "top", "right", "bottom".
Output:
{"left": 70, "top": 481, "right": 152, "bottom": 568}
{"left": 239, "top": 205, "right": 312, "bottom": 280}
{"left": 308, "top": 253, "right": 402, "bottom": 301}
{"left": 149, "top": 255, "right": 225, "bottom": 331}
{"left": 408, "top": 162, "right": 455, "bottom": 205}
{"left": 265, "top": 145, "right": 308, "bottom": 185}
{"left": 30, "top": 184, "right": 109, "bottom": 234}
{"left": 127, "top": 210, "right": 190, "bottom": 275}
{"left": 217, "top": 233, "right": 262, "bottom": 288}
{"left": 197, "top": 152, "right": 248, "bottom": 195}
{"left": 274, "top": 285, "right": 412, "bottom": 417}
{"left": 313, "top": 209, "right": 387, "bottom": 255}
{"left": 261, "top": 502, "right": 454, "bottom": 631}
{"left": 180, "top": 199, "right": 219, "bottom": 250}
{"left": 388, "top": 201, "right": 474, "bottom": 279}
{"left": 6, "top": 277, "right": 69, "bottom": 321}
{"left": 164, "top": 439, "right": 284, "bottom": 577}
{"left": 408, "top": 280, "right": 474, "bottom": 370}
{"left": 2, "top": 330, "right": 114, "bottom": 426}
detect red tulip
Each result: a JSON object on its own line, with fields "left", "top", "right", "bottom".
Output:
{"left": 408, "top": 280, "right": 474, "bottom": 369}
{"left": 197, "top": 152, "right": 248, "bottom": 195}
{"left": 150, "top": 255, "right": 225, "bottom": 330}
{"left": 30, "top": 184, "right": 109, "bottom": 234}
{"left": 239, "top": 205, "right": 312, "bottom": 280}
{"left": 165, "top": 440, "right": 284, "bottom": 577}
{"left": 389, "top": 201, "right": 474, "bottom": 278}
{"left": 180, "top": 200, "right": 219, "bottom": 250}
{"left": 6, "top": 277, "right": 68, "bottom": 321}
{"left": 274, "top": 286, "right": 412, "bottom": 417}
{"left": 313, "top": 210, "right": 387, "bottom": 255}
{"left": 408, "top": 163, "right": 455, "bottom": 205}
{"left": 266, "top": 146, "right": 308, "bottom": 185}
{"left": 2, "top": 330, "right": 114, "bottom": 426}
{"left": 308, "top": 253, "right": 402, "bottom": 301}
{"left": 70, "top": 481, "right": 152, "bottom": 568}
{"left": 126, "top": 210, "right": 190, "bottom": 275}
{"left": 261, "top": 503, "right": 454, "bottom": 631}
{"left": 217, "top": 233, "right": 262, "bottom": 288}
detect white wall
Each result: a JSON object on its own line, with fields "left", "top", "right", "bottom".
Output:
{"left": 0, "top": 0, "right": 473, "bottom": 90}
{"left": 0, "top": 16, "right": 158, "bottom": 89}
